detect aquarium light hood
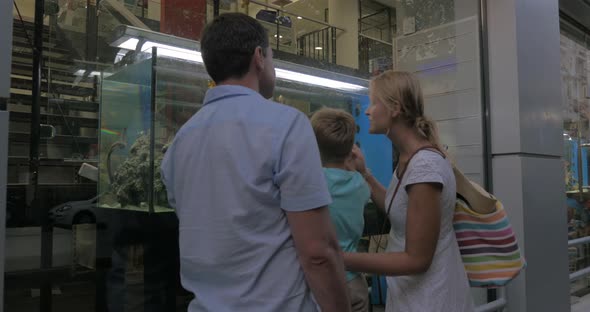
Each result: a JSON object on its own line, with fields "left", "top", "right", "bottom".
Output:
{"left": 111, "top": 26, "right": 368, "bottom": 92}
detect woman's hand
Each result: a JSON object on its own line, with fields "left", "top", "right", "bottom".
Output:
{"left": 351, "top": 145, "right": 368, "bottom": 175}
{"left": 352, "top": 145, "right": 387, "bottom": 213}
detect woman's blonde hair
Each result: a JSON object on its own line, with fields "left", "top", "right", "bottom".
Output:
{"left": 370, "top": 71, "right": 444, "bottom": 153}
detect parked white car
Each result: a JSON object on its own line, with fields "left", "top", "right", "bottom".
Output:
{"left": 48, "top": 195, "right": 105, "bottom": 227}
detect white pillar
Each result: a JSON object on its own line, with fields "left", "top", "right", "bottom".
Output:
{"left": 328, "top": 0, "right": 359, "bottom": 69}
{"left": 487, "top": 0, "right": 570, "bottom": 311}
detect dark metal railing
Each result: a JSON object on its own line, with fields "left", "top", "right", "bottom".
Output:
{"left": 298, "top": 27, "right": 337, "bottom": 64}
{"left": 358, "top": 34, "right": 393, "bottom": 75}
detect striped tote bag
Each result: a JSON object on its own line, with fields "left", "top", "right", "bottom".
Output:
{"left": 453, "top": 167, "right": 526, "bottom": 288}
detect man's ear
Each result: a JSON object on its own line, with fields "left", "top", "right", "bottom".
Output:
{"left": 253, "top": 46, "right": 265, "bottom": 71}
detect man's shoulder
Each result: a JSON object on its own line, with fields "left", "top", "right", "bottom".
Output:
{"left": 174, "top": 96, "right": 308, "bottom": 145}
{"left": 260, "top": 98, "right": 306, "bottom": 120}
{"left": 246, "top": 98, "right": 311, "bottom": 135}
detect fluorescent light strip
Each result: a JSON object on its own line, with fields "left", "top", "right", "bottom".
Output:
{"left": 119, "top": 39, "right": 203, "bottom": 63}
{"left": 117, "top": 39, "right": 366, "bottom": 92}
{"left": 74, "top": 69, "right": 111, "bottom": 77}
{"left": 275, "top": 68, "right": 365, "bottom": 91}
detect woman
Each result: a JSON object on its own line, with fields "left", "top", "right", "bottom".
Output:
{"left": 346, "top": 71, "right": 474, "bottom": 312}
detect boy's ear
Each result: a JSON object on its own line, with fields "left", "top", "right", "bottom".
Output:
{"left": 343, "top": 152, "right": 356, "bottom": 171}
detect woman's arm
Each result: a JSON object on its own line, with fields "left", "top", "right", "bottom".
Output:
{"left": 351, "top": 145, "right": 388, "bottom": 213}
{"left": 344, "top": 182, "right": 442, "bottom": 276}
{"left": 363, "top": 171, "right": 388, "bottom": 213}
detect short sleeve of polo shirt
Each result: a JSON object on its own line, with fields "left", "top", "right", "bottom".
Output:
{"left": 274, "top": 112, "right": 332, "bottom": 212}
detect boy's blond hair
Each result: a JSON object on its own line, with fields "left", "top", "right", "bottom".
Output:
{"left": 310, "top": 107, "right": 356, "bottom": 164}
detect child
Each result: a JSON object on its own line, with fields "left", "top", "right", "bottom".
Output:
{"left": 310, "top": 108, "right": 371, "bottom": 312}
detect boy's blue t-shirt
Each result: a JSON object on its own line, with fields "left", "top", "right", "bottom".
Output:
{"left": 323, "top": 167, "right": 371, "bottom": 281}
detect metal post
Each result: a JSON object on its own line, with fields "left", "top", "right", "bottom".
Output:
{"left": 0, "top": 112, "right": 8, "bottom": 312}
{"left": 387, "top": 7, "right": 392, "bottom": 40}
{"left": 149, "top": 47, "right": 157, "bottom": 214}
{"left": 316, "top": 31, "right": 324, "bottom": 59}
{"left": 32, "top": 0, "right": 53, "bottom": 310}
{"left": 0, "top": 0, "right": 13, "bottom": 309}
{"left": 276, "top": 12, "right": 280, "bottom": 51}
{"left": 0, "top": 0, "right": 13, "bottom": 110}
{"left": 478, "top": 0, "right": 498, "bottom": 303}
{"left": 86, "top": 0, "right": 99, "bottom": 63}
{"left": 331, "top": 27, "right": 337, "bottom": 64}
{"left": 314, "top": 31, "right": 318, "bottom": 59}
{"left": 213, "top": 0, "right": 219, "bottom": 17}
{"left": 305, "top": 35, "right": 311, "bottom": 57}
{"left": 323, "top": 28, "right": 327, "bottom": 61}
{"left": 30, "top": 0, "right": 44, "bottom": 219}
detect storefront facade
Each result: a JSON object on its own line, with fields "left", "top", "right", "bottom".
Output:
{"left": 0, "top": 0, "right": 587, "bottom": 311}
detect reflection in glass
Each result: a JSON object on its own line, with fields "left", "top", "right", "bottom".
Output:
{"left": 561, "top": 26, "right": 590, "bottom": 298}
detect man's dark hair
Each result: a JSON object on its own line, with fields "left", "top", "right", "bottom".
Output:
{"left": 200, "top": 13, "right": 270, "bottom": 83}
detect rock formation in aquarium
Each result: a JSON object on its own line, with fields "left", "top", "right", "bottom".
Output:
{"left": 110, "top": 132, "right": 169, "bottom": 207}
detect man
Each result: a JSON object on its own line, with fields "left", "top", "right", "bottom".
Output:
{"left": 161, "top": 13, "right": 351, "bottom": 312}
